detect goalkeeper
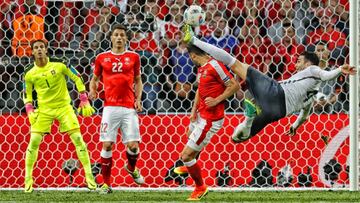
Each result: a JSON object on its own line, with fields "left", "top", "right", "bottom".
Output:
{"left": 22, "top": 39, "right": 96, "bottom": 193}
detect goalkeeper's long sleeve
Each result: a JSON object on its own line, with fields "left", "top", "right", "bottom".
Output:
{"left": 63, "top": 65, "right": 86, "bottom": 93}
{"left": 23, "top": 73, "right": 34, "bottom": 105}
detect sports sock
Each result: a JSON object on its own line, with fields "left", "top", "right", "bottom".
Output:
{"left": 69, "top": 131, "right": 92, "bottom": 176}
{"left": 25, "top": 133, "right": 43, "bottom": 179}
{"left": 101, "top": 149, "right": 112, "bottom": 186}
{"left": 244, "top": 116, "right": 255, "bottom": 128}
{"left": 126, "top": 147, "right": 139, "bottom": 172}
{"left": 192, "top": 37, "right": 236, "bottom": 67}
{"left": 184, "top": 159, "right": 204, "bottom": 187}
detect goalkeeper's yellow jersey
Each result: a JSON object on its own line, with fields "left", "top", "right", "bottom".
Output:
{"left": 23, "top": 57, "right": 85, "bottom": 109}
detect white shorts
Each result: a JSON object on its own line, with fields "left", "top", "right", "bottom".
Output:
{"left": 99, "top": 106, "right": 141, "bottom": 144}
{"left": 187, "top": 115, "right": 224, "bottom": 151}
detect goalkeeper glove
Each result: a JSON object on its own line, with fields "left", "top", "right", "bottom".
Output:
{"left": 78, "top": 93, "right": 95, "bottom": 117}
{"left": 25, "top": 103, "right": 38, "bottom": 125}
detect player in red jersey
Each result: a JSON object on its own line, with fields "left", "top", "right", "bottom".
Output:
{"left": 89, "top": 24, "right": 144, "bottom": 193}
{"left": 180, "top": 44, "right": 239, "bottom": 200}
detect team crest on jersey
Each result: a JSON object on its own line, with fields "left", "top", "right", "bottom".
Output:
{"left": 124, "top": 57, "right": 130, "bottom": 65}
{"left": 51, "top": 70, "right": 56, "bottom": 75}
{"left": 201, "top": 70, "right": 207, "bottom": 78}
{"left": 104, "top": 58, "right": 111, "bottom": 62}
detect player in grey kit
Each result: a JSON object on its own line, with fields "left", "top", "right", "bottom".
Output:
{"left": 182, "top": 25, "right": 356, "bottom": 142}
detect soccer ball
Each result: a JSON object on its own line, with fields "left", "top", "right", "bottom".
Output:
{"left": 184, "top": 5, "right": 205, "bottom": 26}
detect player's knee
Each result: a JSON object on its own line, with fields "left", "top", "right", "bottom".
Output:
{"left": 69, "top": 131, "right": 85, "bottom": 146}
{"left": 28, "top": 133, "right": 43, "bottom": 149}
{"left": 181, "top": 153, "right": 193, "bottom": 162}
{"left": 126, "top": 142, "right": 139, "bottom": 153}
{"left": 102, "top": 142, "right": 113, "bottom": 151}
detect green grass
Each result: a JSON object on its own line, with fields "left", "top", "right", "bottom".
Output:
{"left": 2, "top": 190, "right": 360, "bottom": 202}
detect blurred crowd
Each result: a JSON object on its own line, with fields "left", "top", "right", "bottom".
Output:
{"left": 0, "top": 0, "right": 350, "bottom": 114}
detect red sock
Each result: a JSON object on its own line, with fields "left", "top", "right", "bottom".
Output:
{"left": 126, "top": 151, "right": 139, "bottom": 172}
{"left": 186, "top": 162, "right": 204, "bottom": 187}
{"left": 101, "top": 157, "right": 112, "bottom": 185}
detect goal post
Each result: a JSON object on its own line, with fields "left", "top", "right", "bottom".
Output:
{"left": 349, "top": 0, "right": 359, "bottom": 191}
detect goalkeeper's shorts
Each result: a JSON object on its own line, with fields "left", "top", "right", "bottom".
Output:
{"left": 31, "top": 105, "right": 80, "bottom": 133}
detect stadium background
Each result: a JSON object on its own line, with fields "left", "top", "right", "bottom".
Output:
{"left": 0, "top": 0, "right": 354, "bottom": 189}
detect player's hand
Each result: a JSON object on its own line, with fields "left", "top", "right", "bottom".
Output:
{"left": 78, "top": 93, "right": 95, "bottom": 117}
{"left": 340, "top": 64, "right": 357, "bottom": 75}
{"left": 190, "top": 111, "right": 197, "bottom": 122}
{"left": 134, "top": 100, "right": 142, "bottom": 112}
{"left": 205, "top": 97, "right": 220, "bottom": 107}
{"left": 25, "top": 103, "right": 38, "bottom": 125}
{"left": 88, "top": 90, "right": 97, "bottom": 100}
{"left": 288, "top": 126, "right": 297, "bottom": 136}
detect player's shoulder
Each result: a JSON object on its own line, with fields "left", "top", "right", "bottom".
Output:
{"left": 124, "top": 50, "right": 140, "bottom": 58}
{"left": 96, "top": 50, "right": 112, "bottom": 58}
{"left": 49, "top": 57, "right": 68, "bottom": 67}
{"left": 307, "top": 65, "right": 322, "bottom": 73}
{"left": 24, "top": 63, "right": 35, "bottom": 75}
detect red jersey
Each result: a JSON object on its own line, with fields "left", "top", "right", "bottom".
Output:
{"left": 197, "top": 59, "right": 233, "bottom": 121}
{"left": 93, "top": 50, "right": 141, "bottom": 108}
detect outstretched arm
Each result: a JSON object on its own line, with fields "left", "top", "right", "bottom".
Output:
{"left": 312, "top": 64, "right": 356, "bottom": 81}
{"left": 63, "top": 64, "right": 86, "bottom": 93}
{"left": 63, "top": 64, "right": 95, "bottom": 116}
{"left": 288, "top": 103, "right": 312, "bottom": 136}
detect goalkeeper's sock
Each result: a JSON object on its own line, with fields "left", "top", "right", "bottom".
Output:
{"left": 101, "top": 149, "right": 113, "bottom": 186}
{"left": 192, "top": 37, "right": 236, "bottom": 67}
{"left": 69, "top": 131, "right": 92, "bottom": 176}
{"left": 126, "top": 147, "right": 139, "bottom": 172}
{"left": 25, "top": 133, "right": 43, "bottom": 180}
{"left": 184, "top": 159, "right": 204, "bottom": 187}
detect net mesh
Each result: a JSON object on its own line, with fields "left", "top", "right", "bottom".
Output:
{"left": 0, "top": 0, "right": 355, "bottom": 189}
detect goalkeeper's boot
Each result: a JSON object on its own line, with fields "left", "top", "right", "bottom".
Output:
{"left": 232, "top": 99, "right": 260, "bottom": 143}
{"left": 187, "top": 185, "right": 208, "bottom": 201}
{"left": 99, "top": 183, "right": 113, "bottom": 194}
{"left": 124, "top": 164, "right": 145, "bottom": 185}
{"left": 24, "top": 177, "right": 34, "bottom": 193}
{"left": 85, "top": 174, "right": 97, "bottom": 191}
{"left": 174, "top": 166, "right": 188, "bottom": 175}
{"left": 182, "top": 24, "right": 195, "bottom": 44}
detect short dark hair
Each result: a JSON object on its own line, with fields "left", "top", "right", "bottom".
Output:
{"left": 301, "top": 51, "right": 320, "bottom": 66}
{"left": 31, "top": 39, "right": 48, "bottom": 50}
{"left": 110, "top": 24, "right": 127, "bottom": 36}
{"left": 187, "top": 44, "right": 207, "bottom": 56}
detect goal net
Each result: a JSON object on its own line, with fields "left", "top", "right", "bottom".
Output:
{"left": 0, "top": 0, "right": 355, "bottom": 189}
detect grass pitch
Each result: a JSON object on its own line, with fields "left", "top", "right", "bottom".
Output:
{"left": 1, "top": 190, "right": 360, "bottom": 202}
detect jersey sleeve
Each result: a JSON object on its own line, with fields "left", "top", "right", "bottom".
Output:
{"left": 310, "top": 66, "right": 341, "bottom": 81}
{"left": 22, "top": 71, "right": 33, "bottom": 104}
{"left": 62, "top": 63, "right": 86, "bottom": 92}
{"left": 134, "top": 53, "right": 141, "bottom": 77}
{"left": 93, "top": 55, "right": 103, "bottom": 77}
{"left": 210, "top": 60, "right": 233, "bottom": 84}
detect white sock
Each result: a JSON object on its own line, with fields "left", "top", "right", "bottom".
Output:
{"left": 244, "top": 116, "right": 255, "bottom": 128}
{"left": 192, "top": 37, "right": 236, "bottom": 67}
